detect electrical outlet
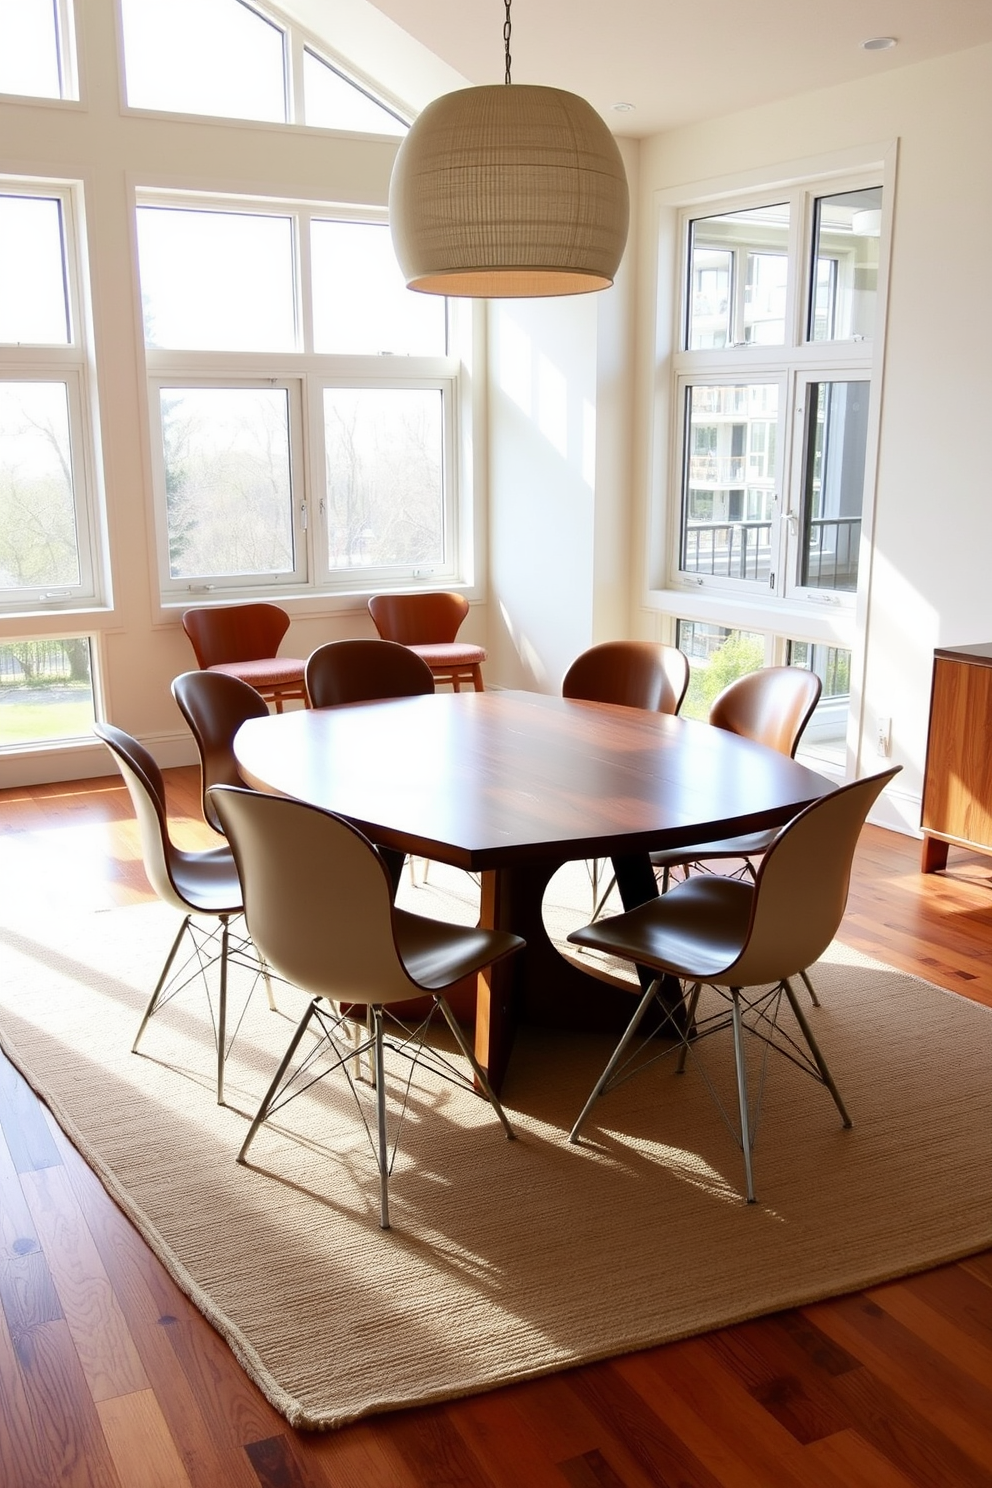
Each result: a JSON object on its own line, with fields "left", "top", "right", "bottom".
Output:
{"left": 876, "top": 716, "right": 891, "bottom": 757}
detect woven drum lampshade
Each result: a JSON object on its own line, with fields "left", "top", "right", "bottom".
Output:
{"left": 388, "top": 83, "right": 630, "bottom": 298}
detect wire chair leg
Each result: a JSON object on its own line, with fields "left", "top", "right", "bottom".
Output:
{"left": 568, "top": 978, "right": 666, "bottom": 1144}
{"left": 216, "top": 917, "right": 229, "bottom": 1106}
{"left": 675, "top": 982, "right": 703, "bottom": 1074}
{"left": 730, "top": 990, "right": 756, "bottom": 1204}
{"left": 373, "top": 1007, "right": 390, "bottom": 1229}
{"left": 782, "top": 978, "right": 851, "bottom": 1126}
{"left": 132, "top": 915, "right": 190, "bottom": 1054}
{"left": 435, "top": 995, "right": 515, "bottom": 1140}
{"left": 237, "top": 997, "right": 321, "bottom": 1165}
{"left": 798, "top": 968, "right": 821, "bottom": 1008}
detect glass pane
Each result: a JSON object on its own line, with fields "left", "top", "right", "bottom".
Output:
{"left": 681, "top": 383, "right": 778, "bottom": 583}
{"left": 0, "top": 638, "right": 95, "bottom": 746}
{"left": 312, "top": 220, "right": 445, "bottom": 355}
{"left": 675, "top": 621, "right": 765, "bottom": 722}
{"left": 121, "top": 0, "right": 287, "bottom": 122}
{"left": 0, "top": 382, "right": 80, "bottom": 590}
{"left": 800, "top": 381, "right": 869, "bottom": 591}
{"left": 0, "top": 0, "right": 63, "bottom": 98}
{"left": 687, "top": 204, "right": 789, "bottom": 349}
{"left": 137, "top": 207, "right": 296, "bottom": 352}
{"left": 0, "top": 196, "right": 70, "bottom": 345}
{"left": 786, "top": 640, "right": 851, "bottom": 768}
{"left": 809, "top": 186, "right": 881, "bottom": 341}
{"left": 161, "top": 387, "right": 295, "bottom": 579}
{"left": 303, "top": 49, "right": 406, "bottom": 135}
{"left": 323, "top": 388, "right": 443, "bottom": 569}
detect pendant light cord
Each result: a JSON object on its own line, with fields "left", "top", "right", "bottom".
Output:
{"left": 504, "top": 0, "right": 512, "bottom": 84}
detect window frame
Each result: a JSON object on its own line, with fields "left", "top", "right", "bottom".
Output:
{"left": 0, "top": 179, "right": 104, "bottom": 616}
{"left": 0, "top": 0, "right": 78, "bottom": 104}
{"left": 137, "top": 190, "right": 467, "bottom": 606}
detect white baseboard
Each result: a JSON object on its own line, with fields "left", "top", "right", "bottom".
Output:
{"left": 0, "top": 731, "right": 198, "bottom": 791}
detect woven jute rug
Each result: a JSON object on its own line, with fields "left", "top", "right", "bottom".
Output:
{"left": 1, "top": 861, "right": 991, "bottom": 1430}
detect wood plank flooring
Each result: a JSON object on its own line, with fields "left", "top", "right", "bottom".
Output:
{"left": 1, "top": 769, "right": 991, "bottom": 1487}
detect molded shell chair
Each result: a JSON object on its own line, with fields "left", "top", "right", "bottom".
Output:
{"left": 305, "top": 638, "right": 435, "bottom": 709}
{"left": 562, "top": 640, "right": 690, "bottom": 715}
{"left": 566, "top": 766, "right": 899, "bottom": 1202}
{"left": 182, "top": 603, "right": 306, "bottom": 712}
{"left": 172, "top": 670, "right": 269, "bottom": 836}
{"left": 94, "top": 722, "right": 270, "bottom": 1104}
{"left": 210, "top": 785, "right": 524, "bottom": 1229}
{"left": 368, "top": 591, "right": 486, "bottom": 692}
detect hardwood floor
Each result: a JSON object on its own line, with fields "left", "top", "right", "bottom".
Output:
{"left": 2, "top": 768, "right": 992, "bottom": 1487}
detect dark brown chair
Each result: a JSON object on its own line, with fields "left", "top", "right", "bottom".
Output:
{"left": 567, "top": 767, "right": 900, "bottom": 1202}
{"left": 305, "top": 639, "right": 435, "bottom": 709}
{"left": 172, "top": 671, "right": 269, "bottom": 836}
{"left": 367, "top": 591, "right": 486, "bottom": 691}
{"left": 562, "top": 641, "right": 690, "bottom": 714}
{"left": 182, "top": 603, "right": 306, "bottom": 713}
{"left": 93, "top": 722, "right": 270, "bottom": 1105}
{"left": 210, "top": 785, "right": 523, "bottom": 1228}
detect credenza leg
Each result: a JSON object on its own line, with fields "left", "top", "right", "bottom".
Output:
{"left": 921, "top": 834, "right": 950, "bottom": 874}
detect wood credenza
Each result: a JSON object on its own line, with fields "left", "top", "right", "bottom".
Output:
{"left": 920, "top": 642, "right": 992, "bottom": 872}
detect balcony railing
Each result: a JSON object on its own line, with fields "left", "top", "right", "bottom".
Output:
{"left": 683, "top": 520, "right": 772, "bottom": 581}
{"left": 805, "top": 515, "right": 861, "bottom": 591}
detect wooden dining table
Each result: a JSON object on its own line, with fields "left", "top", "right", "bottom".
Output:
{"left": 234, "top": 689, "right": 831, "bottom": 1090}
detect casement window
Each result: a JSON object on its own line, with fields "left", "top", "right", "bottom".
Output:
{"left": 137, "top": 196, "right": 464, "bottom": 601}
{"left": 120, "top": 0, "right": 407, "bottom": 133}
{"left": 671, "top": 181, "right": 882, "bottom": 607}
{"left": 0, "top": 185, "right": 102, "bottom": 614}
{"left": 0, "top": 0, "right": 76, "bottom": 101}
{"left": 0, "top": 635, "right": 96, "bottom": 746}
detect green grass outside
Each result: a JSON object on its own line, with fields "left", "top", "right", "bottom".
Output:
{"left": 0, "top": 695, "right": 96, "bottom": 744}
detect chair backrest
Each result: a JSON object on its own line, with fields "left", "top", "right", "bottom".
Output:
{"left": 724, "top": 766, "right": 900, "bottom": 987}
{"left": 210, "top": 786, "right": 420, "bottom": 1006}
{"left": 562, "top": 641, "right": 690, "bottom": 715}
{"left": 182, "top": 603, "right": 291, "bottom": 669}
{"left": 368, "top": 591, "right": 470, "bottom": 646}
{"left": 709, "top": 666, "right": 822, "bottom": 758}
{"left": 93, "top": 722, "right": 188, "bottom": 912}
{"left": 305, "top": 639, "right": 435, "bottom": 708}
{"left": 172, "top": 670, "right": 270, "bottom": 834}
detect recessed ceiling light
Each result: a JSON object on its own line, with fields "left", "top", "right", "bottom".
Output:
{"left": 862, "top": 36, "right": 897, "bottom": 51}
{"left": 611, "top": 101, "right": 635, "bottom": 112}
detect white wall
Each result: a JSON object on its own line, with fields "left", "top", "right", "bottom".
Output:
{"left": 631, "top": 43, "right": 992, "bottom": 833}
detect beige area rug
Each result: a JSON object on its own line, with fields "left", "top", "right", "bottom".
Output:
{"left": 1, "top": 860, "right": 991, "bottom": 1431}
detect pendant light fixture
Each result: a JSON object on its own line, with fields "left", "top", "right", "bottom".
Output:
{"left": 388, "top": 0, "right": 630, "bottom": 298}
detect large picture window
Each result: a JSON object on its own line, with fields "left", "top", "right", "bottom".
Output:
{"left": 138, "top": 196, "right": 461, "bottom": 600}
{"left": 0, "top": 185, "right": 100, "bottom": 612}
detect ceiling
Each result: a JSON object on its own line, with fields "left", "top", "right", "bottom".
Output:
{"left": 362, "top": 0, "right": 992, "bottom": 137}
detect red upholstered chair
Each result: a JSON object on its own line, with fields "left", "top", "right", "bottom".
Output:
{"left": 182, "top": 603, "right": 306, "bottom": 713}
{"left": 367, "top": 592, "right": 486, "bottom": 692}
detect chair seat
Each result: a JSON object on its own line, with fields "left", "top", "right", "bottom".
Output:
{"left": 208, "top": 658, "right": 305, "bottom": 689}
{"left": 649, "top": 828, "right": 777, "bottom": 870}
{"left": 407, "top": 642, "right": 487, "bottom": 669}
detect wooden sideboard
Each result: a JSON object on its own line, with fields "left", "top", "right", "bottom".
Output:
{"left": 920, "top": 642, "right": 992, "bottom": 872}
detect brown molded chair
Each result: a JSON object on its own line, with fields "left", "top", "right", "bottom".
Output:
{"left": 562, "top": 640, "right": 690, "bottom": 714}
{"left": 567, "top": 766, "right": 900, "bottom": 1202}
{"left": 172, "top": 670, "right": 269, "bottom": 836}
{"left": 182, "top": 603, "right": 306, "bottom": 712}
{"left": 305, "top": 638, "right": 435, "bottom": 709}
{"left": 210, "top": 785, "right": 524, "bottom": 1229}
{"left": 367, "top": 591, "right": 486, "bottom": 692}
{"left": 563, "top": 641, "right": 690, "bottom": 915}
{"left": 94, "top": 722, "right": 271, "bottom": 1105}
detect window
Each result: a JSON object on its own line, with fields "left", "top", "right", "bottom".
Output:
{"left": 0, "top": 0, "right": 74, "bottom": 101}
{"left": 0, "top": 636, "right": 96, "bottom": 745}
{"left": 120, "top": 0, "right": 408, "bottom": 133}
{"left": 675, "top": 621, "right": 764, "bottom": 721}
{"left": 137, "top": 196, "right": 462, "bottom": 601}
{"left": 0, "top": 186, "right": 101, "bottom": 612}
{"left": 670, "top": 177, "right": 882, "bottom": 607}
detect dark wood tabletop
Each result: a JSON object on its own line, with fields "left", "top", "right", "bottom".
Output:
{"left": 234, "top": 690, "right": 831, "bottom": 1088}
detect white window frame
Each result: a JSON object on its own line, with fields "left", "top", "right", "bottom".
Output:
{"left": 137, "top": 190, "right": 467, "bottom": 606}
{"left": 0, "top": 178, "right": 104, "bottom": 616}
